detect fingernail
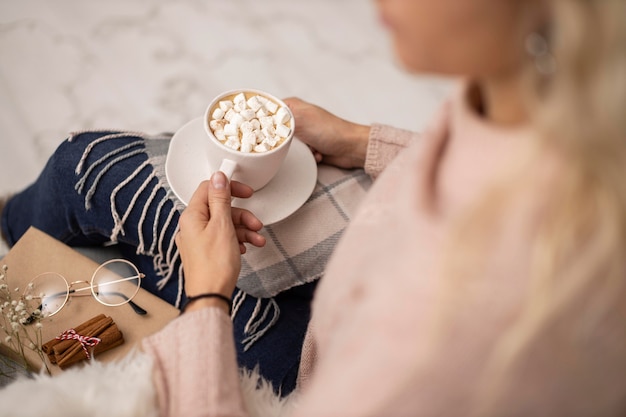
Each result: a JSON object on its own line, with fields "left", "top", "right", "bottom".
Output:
{"left": 211, "top": 171, "right": 228, "bottom": 189}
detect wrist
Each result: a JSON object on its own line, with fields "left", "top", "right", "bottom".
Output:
{"left": 342, "top": 122, "right": 370, "bottom": 168}
{"left": 181, "top": 293, "right": 232, "bottom": 314}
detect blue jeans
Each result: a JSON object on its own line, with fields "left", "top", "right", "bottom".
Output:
{"left": 1, "top": 131, "right": 316, "bottom": 395}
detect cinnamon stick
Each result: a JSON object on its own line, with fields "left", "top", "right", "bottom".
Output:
{"left": 45, "top": 315, "right": 111, "bottom": 364}
{"left": 42, "top": 314, "right": 106, "bottom": 356}
{"left": 56, "top": 323, "right": 124, "bottom": 369}
{"left": 52, "top": 316, "right": 112, "bottom": 359}
{"left": 43, "top": 314, "right": 125, "bottom": 369}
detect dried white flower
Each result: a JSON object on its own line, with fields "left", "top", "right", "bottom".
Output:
{"left": 0, "top": 264, "right": 50, "bottom": 376}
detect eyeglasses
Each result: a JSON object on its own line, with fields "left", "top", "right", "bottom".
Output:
{"left": 23, "top": 259, "right": 147, "bottom": 321}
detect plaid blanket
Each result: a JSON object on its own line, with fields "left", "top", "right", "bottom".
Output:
{"left": 238, "top": 165, "right": 371, "bottom": 297}
{"left": 147, "top": 137, "right": 372, "bottom": 298}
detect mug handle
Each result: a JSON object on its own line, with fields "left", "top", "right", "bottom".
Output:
{"left": 217, "top": 159, "right": 237, "bottom": 180}
{"left": 216, "top": 159, "right": 238, "bottom": 203}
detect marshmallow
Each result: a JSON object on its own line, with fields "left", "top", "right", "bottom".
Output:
{"left": 223, "top": 123, "right": 238, "bottom": 137}
{"left": 209, "top": 92, "right": 292, "bottom": 153}
{"left": 274, "top": 107, "right": 291, "bottom": 124}
{"left": 240, "top": 109, "right": 256, "bottom": 121}
{"left": 233, "top": 92, "right": 247, "bottom": 104}
{"left": 240, "top": 121, "right": 254, "bottom": 134}
{"left": 241, "top": 142, "right": 253, "bottom": 153}
{"left": 212, "top": 107, "right": 225, "bottom": 120}
{"left": 259, "top": 116, "right": 274, "bottom": 129}
{"left": 262, "top": 125, "right": 276, "bottom": 138}
{"left": 264, "top": 100, "right": 279, "bottom": 114}
{"left": 254, "top": 143, "right": 271, "bottom": 153}
{"left": 225, "top": 136, "right": 241, "bottom": 150}
{"left": 224, "top": 108, "right": 237, "bottom": 122}
{"left": 262, "top": 135, "right": 279, "bottom": 147}
{"left": 230, "top": 113, "right": 245, "bottom": 128}
{"left": 275, "top": 124, "right": 291, "bottom": 138}
{"left": 215, "top": 129, "right": 226, "bottom": 141}
{"left": 233, "top": 94, "right": 247, "bottom": 112}
{"left": 247, "top": 96, "right": 263, "bottom": 112}
{"left": 209, "top": 119, "right": 227, "bottom": 131}
{"left": 219, "top": 100, "right": 234, "bottom": 112}
{"left": 242, "top": 132, "right": 257, "bottom": 145}
{"left": 234, "top": 101, "right": 247, "bottom": 113}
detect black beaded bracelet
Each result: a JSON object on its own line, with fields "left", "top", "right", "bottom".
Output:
{"left": 181, "top": 293, "right": 232, "bottom": 313}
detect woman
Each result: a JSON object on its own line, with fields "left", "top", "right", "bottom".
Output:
{"left": 146, "top": 0, "right": 626, "bottom": 415}
{"left": 3, "top": 0, "right": 626, "bottom": 415}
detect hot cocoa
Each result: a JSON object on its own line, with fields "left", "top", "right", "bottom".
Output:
{"left": 208, "top": 92, "right": 292, "bottom": 153}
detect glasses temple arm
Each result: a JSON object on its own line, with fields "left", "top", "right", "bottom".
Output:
{"left": 92, "top": 289, "right": 147, "bottom": 316}
{"left": 128, "top": 298, "right": 147, "bottom": 315}
{"left": 91, "top": 273, "right": 147, "bottom": 315}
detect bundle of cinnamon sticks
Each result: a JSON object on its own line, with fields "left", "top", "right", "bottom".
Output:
{"left": 42, "top": 314, "right": 125, "bottom": 369}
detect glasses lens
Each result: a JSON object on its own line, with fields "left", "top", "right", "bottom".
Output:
{"left": 91, "top": 259, "right": 141, "bottom": 307}
{"left": 24, "top": 272, "right": 69, "bottom": 318}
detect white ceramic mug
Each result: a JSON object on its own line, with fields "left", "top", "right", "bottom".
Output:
{"left": 203, "top": 89, "right": 295, "bottom": 190}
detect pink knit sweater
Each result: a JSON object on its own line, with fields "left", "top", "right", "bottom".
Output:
{"left": 143, "top": 84, "right": 625, "bottom": 416}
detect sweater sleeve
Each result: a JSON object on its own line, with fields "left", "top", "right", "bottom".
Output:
{"left": 142, "top": 307, "right": 248, "bottom": 417}
{"left": 364, "top": 124, "right": 421, "bottom": 179}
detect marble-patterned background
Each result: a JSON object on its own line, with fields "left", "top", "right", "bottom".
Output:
{"left": 0, "top": 0, "right": 452, "bottom": 255}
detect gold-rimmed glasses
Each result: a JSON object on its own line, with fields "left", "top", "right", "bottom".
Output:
{"left": 23, "top": 259, "right": 146, "bottom": 321}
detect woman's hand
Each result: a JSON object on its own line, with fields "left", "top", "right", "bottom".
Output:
{"left": 283, "top": 97, "right": 370, "bottom": 169}
{"left": 175, "top": 173, "right": 266, "bottom": 311}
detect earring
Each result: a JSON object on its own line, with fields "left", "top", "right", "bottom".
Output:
{"left": 525, "top": 32, "right": 557, "bottom": 75}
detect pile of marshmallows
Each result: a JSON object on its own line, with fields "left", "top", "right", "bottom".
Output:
{"left": 208, "top": 92, "right": 292, "bottom": 153}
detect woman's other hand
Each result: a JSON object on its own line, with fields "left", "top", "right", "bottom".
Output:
{"left": 283, "top": 97, "right": 370, "bottom": 169}
{"left": 176, "top": 173, "right": 266, "bottom": 311}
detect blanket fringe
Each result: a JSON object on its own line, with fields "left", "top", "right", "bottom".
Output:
{"left": 231, "top": 289, "right": 281, "bottom": 351}
{"left": 70, "top": 130, "right": 183, "bottom": 308}
{"left": 242, "top": 298, "right": 280, "bottom": 352}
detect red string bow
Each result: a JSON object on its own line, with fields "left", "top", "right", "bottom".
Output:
{"left": 56, "top": 328, "right": 102, "bottom": 359}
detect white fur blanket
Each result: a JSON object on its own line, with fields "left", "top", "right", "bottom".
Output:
{"left": 0, "top": 350, "right": 296, "bottom": 417}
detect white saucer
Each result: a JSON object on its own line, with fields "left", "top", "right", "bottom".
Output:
{"left": 165, "top": 117, "right": 317, "bottom": 225}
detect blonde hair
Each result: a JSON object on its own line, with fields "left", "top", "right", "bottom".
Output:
{"left": 433, "top": 0, "right": 626, "bottom": 414}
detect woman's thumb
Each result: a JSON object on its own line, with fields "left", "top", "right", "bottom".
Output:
{"left": 208, "top": 171, "right": 233, "bottom": 218}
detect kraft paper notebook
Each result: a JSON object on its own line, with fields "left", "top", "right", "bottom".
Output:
{"left": 0, "top": 227, "right": 179, "bottom": 375}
